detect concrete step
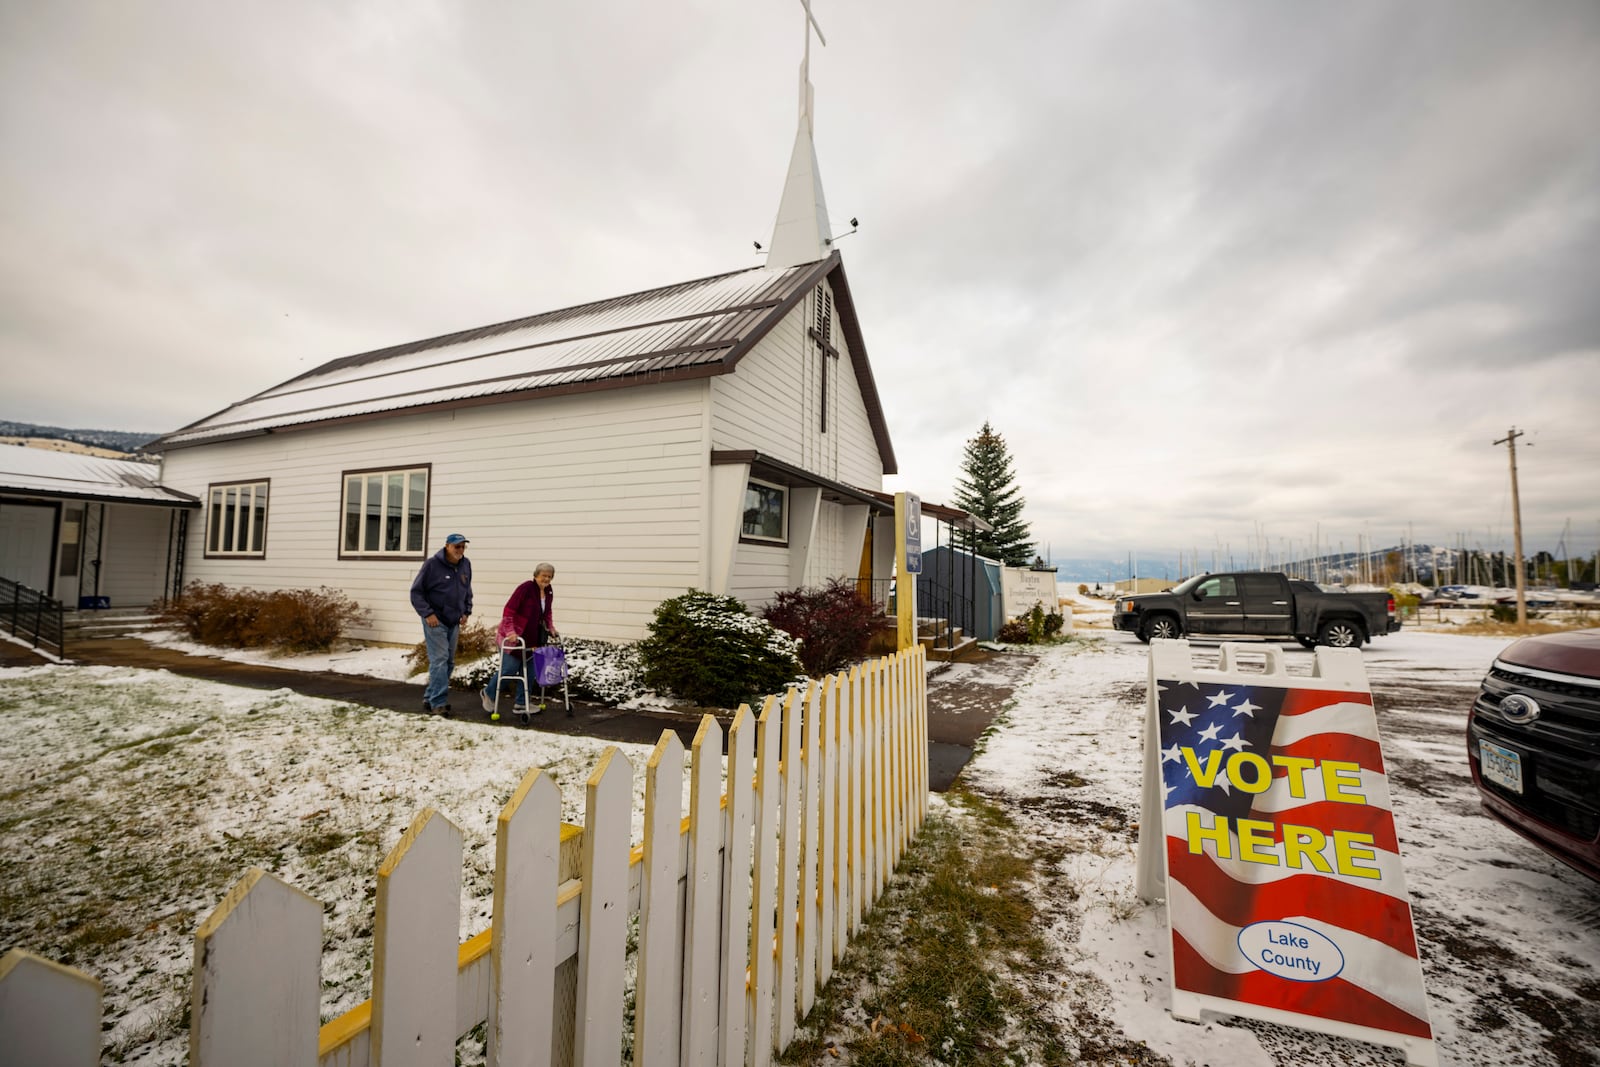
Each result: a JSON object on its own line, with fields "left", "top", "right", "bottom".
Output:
{"left": 925, "top": 635, "right": 981, "bottom": 663}
{"left": 64, "top": 608, "right": 162, "bottom": 640}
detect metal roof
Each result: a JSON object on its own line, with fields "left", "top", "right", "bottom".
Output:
{"left": 0, "top": 446, "right": 199, "bottom": 507}
{"left": 147, "top": 253, "right": 896, "bottom": 471}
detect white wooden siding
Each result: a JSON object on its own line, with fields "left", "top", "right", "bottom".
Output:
{"left": 713, "top": 281, "right": 884, "bottom": 606}
{"left": 153, "top": 280, "right": 890, "bottom": 641}
{"left": 732, "top": 501, "right": 858, "bottom": 611}
{"left": 729, "top": 542, "right": 789, "bottom": 610}
{"left": 158, "top": 382, "right": 712, "bottom": 644}
{"left": 709, "top": 281, "right": 884, "bottom": 491}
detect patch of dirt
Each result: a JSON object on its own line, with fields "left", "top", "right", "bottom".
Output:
{"left": 1417, "top": 913, "right": 1600, "bottom": 1066}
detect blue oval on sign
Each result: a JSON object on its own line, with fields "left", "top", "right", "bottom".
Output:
{"left": 1236, "top": 921, "right": 1345, "bottom": 983}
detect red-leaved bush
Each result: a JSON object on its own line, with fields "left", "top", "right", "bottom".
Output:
{"left": 761, "top": 578, "right": 886, "bottom": 677}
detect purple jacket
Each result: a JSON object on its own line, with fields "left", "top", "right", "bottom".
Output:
{"left": 497, "top": 581, "right": 554, "bottom": 647}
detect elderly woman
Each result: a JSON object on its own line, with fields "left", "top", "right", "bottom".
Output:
{"left": 479, "top": 563, "right": 558, "bottom": 716}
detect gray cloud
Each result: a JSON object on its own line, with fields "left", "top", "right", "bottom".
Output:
{"left": 2, "top": 0, "right": 1596, "bottom": 560}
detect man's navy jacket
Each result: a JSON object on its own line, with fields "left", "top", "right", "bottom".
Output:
{"left": 410, "top": 548, "right": 473, "bottom": 625}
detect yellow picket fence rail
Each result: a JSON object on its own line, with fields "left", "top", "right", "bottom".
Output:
{"left": 0, "top": 646, "right": 928, "bottom": 1066}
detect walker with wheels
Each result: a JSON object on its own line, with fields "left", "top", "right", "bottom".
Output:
{"left": 486, "top": 635, "right": 569, "bottom": 723}
{"left": 485, "top": 635, "right": 534, "bottom": 725}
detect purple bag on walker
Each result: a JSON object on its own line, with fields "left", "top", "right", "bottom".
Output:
{"left": 534, "top": 645, "right": 568, "bottom": 687}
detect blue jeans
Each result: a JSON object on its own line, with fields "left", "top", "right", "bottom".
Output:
{"left": 422, "top": 620, "right": 460, "bottom": 708}
{"left": 483, "top": 650, "right": 530, "bottom": 707}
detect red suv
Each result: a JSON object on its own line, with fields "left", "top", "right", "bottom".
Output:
{"left": 1467, "top": 628, "right": 1600, "bottom": 882}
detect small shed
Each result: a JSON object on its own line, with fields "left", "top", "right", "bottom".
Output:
{"left": 916, "top": 545, "right": 1003, "bottom": 641}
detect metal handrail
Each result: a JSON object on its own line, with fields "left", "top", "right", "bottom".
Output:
{"left": 0, "top": 575, "right": 65, "bottom": 657}
{"left": 915, "top": 576, "right": 974, "bottom": 650}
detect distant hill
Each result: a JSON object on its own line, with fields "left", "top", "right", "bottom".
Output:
{"left": 0, "top": 419, "right": 161, "bottom": 455}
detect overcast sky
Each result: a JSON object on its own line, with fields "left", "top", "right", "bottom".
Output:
{"left": 3, "top": 1, "right": 1597, "bottom": 563}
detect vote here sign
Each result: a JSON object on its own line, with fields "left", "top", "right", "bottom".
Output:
{"left": 1136, "top": 640, "right": 1437, "bottom": 1067}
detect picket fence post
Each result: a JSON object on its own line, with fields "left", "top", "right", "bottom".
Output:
{"left": 747, "top": 693, "right": 782, "bottom": 1067}
{"left": 189, "top": 867, "right": 322, "bottom": 1067}
{"left": 371, "top": 808, "right": 463, "bottom": 1067}
{"left": 573, "top": 749, "right": 631, "bottom": 1067}
{"left": 774, "top": 683, "right": 804, "bottom": 1050}
{"left": 0, "top": 949, "right": 101, "bottom": 1067}
{"left": 681, "top": 714, "right": 724, "bottom": 1065}
{"left": 635, "top": 730, "right": 685, "bottom": 1066}
{"left": 846, "top": 663, "right": 865, "bottom": 936}
{"left": 717, "top": 705, "right": 755, "bottom": 1067}
{"left": 871, "top": 658, "right": 888, "bottom": 906}
{"left": 797, "top": 679, "right": 822, "bottom": 1020}
{"left": 489, "top": 768, "right": 561, "bottom": 1067}
{"left": 816, "top": 672, "right": 839, "bottom": 988}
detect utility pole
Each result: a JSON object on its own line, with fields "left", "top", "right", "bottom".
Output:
{"left": 1493, "top": 428, "right": 1529, "bottom": 625}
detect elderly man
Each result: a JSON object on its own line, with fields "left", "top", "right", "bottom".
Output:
{"left": 410, "top": 533, "right": 473, "bottom": 714}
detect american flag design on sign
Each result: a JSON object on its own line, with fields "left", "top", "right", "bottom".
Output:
{"left": 1156, "top": 678, "right": 1432, "bottom": 1040}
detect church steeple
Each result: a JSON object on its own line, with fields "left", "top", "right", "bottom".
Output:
{"left": 765, "top": 1, "right": 832, "bottom": 270}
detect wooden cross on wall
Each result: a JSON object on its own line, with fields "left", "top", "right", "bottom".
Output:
{"left": 809, "top": 286, "right": 838, "bottom": 433}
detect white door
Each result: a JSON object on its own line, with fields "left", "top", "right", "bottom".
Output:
{"left": 0, "top": 503, "right": 57, "bottom": 594}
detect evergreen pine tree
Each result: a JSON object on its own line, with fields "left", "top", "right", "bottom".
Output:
{"left": 951, "top": 421, "right": 1035, "bottom": 565}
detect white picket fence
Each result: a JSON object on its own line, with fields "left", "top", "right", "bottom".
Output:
{"left": 0, "top": 646, "right": 929, "bottom": 1067}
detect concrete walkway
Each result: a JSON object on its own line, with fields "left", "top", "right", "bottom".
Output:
{"left": 1, "top": 635, "right": 1035, "bottom": 790}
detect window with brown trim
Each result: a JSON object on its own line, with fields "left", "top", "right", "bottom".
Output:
{"left": 741, "top": 478, "right": 788, "bottom": 545}
{"left": 340, "top": 465, "right": 429, "bottom": 558}
{"left": 205, "top": 481, "right": 270, "bottom": 557}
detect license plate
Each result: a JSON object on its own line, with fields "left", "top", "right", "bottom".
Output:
{"left": 1480, "top": 740, "right": 1524, "bottom": 794}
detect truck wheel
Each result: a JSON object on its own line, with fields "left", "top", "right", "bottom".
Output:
{"left": 1317, "top": 620, "right": 1363, "bottom": 648}
{"left": 1142, "top": 615, "right": 1180, "bottom": 642}
{"left": 1296, "top": 636, "right": 1316, "bottom": 650}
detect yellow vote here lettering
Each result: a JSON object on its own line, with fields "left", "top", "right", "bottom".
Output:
{"left": 1184, "top": 812, "right": 1381, "bottom": 879}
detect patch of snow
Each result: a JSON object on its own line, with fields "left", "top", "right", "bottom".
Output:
{"left": 965, "top": 629, "right": 1599, "bottom": 1067}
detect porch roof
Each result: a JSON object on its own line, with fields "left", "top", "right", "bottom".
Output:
{"left": 0, "top": 447, "right": 199, "bottom": 508}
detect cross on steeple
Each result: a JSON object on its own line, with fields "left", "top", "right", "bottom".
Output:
{"left": 765, "top": 0, "right": 834, "bottom": 269}
{"left": 798, "top": 0, "right": 827, "bottom": 131}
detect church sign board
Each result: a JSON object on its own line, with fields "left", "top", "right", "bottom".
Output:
{"left": 1134, "top": 640, "right": 1438, "bottom": 1067}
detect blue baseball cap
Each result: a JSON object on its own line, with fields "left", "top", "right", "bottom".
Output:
{"left": 444, "top": 533, "right": 470, "bottom": 545}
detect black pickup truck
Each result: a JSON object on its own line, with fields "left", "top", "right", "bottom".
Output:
{"left": 1112, "top": 572, "right": 1400, "bottom": 648}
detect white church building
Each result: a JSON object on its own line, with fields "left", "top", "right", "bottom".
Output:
{"left": 142, "top": 29, "right": 909, "bottom": 645}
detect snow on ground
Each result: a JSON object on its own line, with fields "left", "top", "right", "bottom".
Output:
{"left": 0, "top": 664, "right": 695, "bottom": 1065}
{"left": 134, "top": 628, "right": 421, "bottom": 682}
{"left": 7, "top": 622, "right": 1598, "bottom": 1065}
{"left": 964, "top": 629, "right": 1600, "bottom": 1067}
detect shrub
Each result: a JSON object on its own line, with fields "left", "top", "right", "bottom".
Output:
{"left": 1488, "top": 602, "right": 1541, "bottom": 624}
{"left": 1077, "top": 583, "right": 1089, "bottom": 596}
{"left": 1024, "top": 603, "right": 1045, "bottom": 643}
{"left": 996, "top": 618, "right": 1031, "bottom": 643}
{"left": 1043, "top": 609, "right": 1064, "bottom": 637}
{"left": 405, "top": 618, "right": 499, "bottom": 677}
{"left": 157, "top": 583, "right": 370, "bottom": 653}
{"left": 638, "top": 590, "right": 801, "bottom": 709}
{"left": 565, "top": 637, "right": 647, "bottom": 705}
{"left": 246, "top": 587, "right": 371, "bottom": 653}
{"left": 761, "top": 578, "right": 886, "bottom": 676}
